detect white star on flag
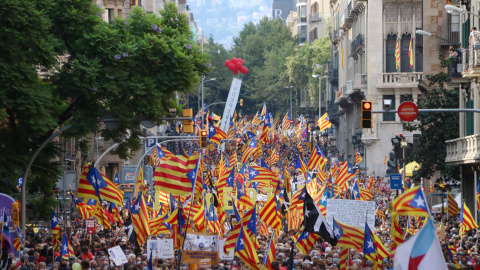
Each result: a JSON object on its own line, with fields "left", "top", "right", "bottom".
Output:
{"left": 334, "top": 227, "right": 340, "bottom": 237}
{"left": 414, "top": 197, "right": 425, "bottom": 207}
{"left": 134, "top": 204, "right": 140, "bottom": 211}
{"left": 367, "top": 240, "right": 374, "bottom": 249}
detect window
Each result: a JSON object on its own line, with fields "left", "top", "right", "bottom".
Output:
{"left": 400, "top": 94, "right": 413, "bottom": 103}
{"left": 383, "top": 95, "right": 396, "bottom": 121}
{"left": 401, "top": 34, "right": 412, "bottom": 72}
{"left": 386, "top": 34, "right": 397, "bottom": 72}
{"left": 415, "top": 32, "right": 423, "bottom": 72}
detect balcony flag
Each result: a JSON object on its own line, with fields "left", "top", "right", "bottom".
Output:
{"left": 395, "top": 38, "right": 400, "bottom": 70}
{"left": 409, "top": 36, "right": 414, "bottom": 69}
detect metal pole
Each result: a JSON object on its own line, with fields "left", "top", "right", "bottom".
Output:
{"left": 201, "top": 76, "right": 204, "bottom": 126}
{"left": 318, "top": 77, "right": 322, "bottom": 118}
{"left": 290, "top": 88, "right": 293, "bottom": 119}
{"left": 21, "top": 124, "right": 72, "bottom": 235}
{"left": 372, "top": 109, "right": 480, "bottom": 113}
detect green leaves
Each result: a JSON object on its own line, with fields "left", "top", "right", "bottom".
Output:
{"left": 403, "top": 73, "right": 459, "bottom": 181}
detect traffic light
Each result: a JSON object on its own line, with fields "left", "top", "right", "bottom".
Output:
{"left": 239, "top": 99, "right": 243, "bottom": 106}
{"left": 182, "top": 108, "right": 193, "bottom": 133}
{"left": 199, "top": 129, "right": 208, "bottom": 148}
{"left": 12, "top": 201, "right": 19, "bottom": 227}
{"left": 361, "top": 100, "right": 372, "bottom": 128}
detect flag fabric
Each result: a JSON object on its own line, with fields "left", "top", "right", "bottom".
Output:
{"left": 332, "top": 218, "right": 364, "bottom": 250}
{"left": 259, "top": 195, "right": 280, "bottom": 229}
{"left": 446, "top": 245, "right": 460, "bottom": 269}
{"left": 307, "top": 145, "right": 327, "bottom": 172}
{"left": 154, "top": 154, "right": 200, "bottom": 197}
{"left": 394, "top": 218, "right": 447, "bottom": 270}
{"left": 236, "top": 179, "right": 254, "bottom": 210}
{"left": 447, "top": 191, "right": 460, "bottom": 217}
{"left": 391, "top": 186, "right": 430, "bottom": 217}
{"left": 292, "top": 231, "right": 320, "bottom": 255}
{"left": 51, "top": 209, "right": 60, "bottom": 235}
{"left": 234, "top": 225, "right": 259, "bottom": 270}
{"left": 318, "top": 113, "right": 331, "bottom": 131}
{"left": 224, "top": 206, "right": 255, "bottom": 254}
{"left": 135, "top": 166, "right": 146, "bottom": 196}
{"left": 207, "top": 203, "right": 220, "bottom": 233}
{"left": 13, "top": 225, "right": 23, "bottom": 252}
{"left": 355, "top": 149, "right": 362, "bottom": 164}
{"left": 390, "top": 215, "right": 404, "bottom": 257}
{"left": 459, "top": 202, "right": 478, "bottom": 235}
{"left": 409, "top": 36, "right": 413, "bottom": 69}
{"left": 259, "top": 109, "right": 271, "bottom": 143}
{"left": 395, "top": 38, "right": 400, "bottom": 70}
{"left": 263, "top": 236, "right": 276, "bottom": 270}
{"left": 383, "top": 154, "right": 388, "bottom": 165}
{"left": 303, "top": 189, "right": 337, "bottom": 245}
{"left": 77, "top": 163, "right": 124, "bottom": 206}
{"left": 363, "top": 222, "right": 377, "bottom": 267}
{"left": 240, "top": 138, "right": 258, "bottom": 164}
{"left": 208, "top": 117, "right": 227, "bottom": 145}
{"left": 131, "top": 193, "right": 151, "bottom": 246}
{"left": 477, "top": 180, "right": 480, "bottom": 211}
{"left": 61, "top": 234, "right": 75, "bottom": 260}
{"left": 428, "top": 181, "right": 434, "bottom": 194}
{"left": 335, "top": 162, "right": 355, "bottom": 192}
{"left": 281, "top": 112, "right": 290, "bottom": 131}
{"left": 113, "top": 172, "right": 120, "bottom": 185}
{"left": 152, "top": 145, "right": 175, "bottom": 165}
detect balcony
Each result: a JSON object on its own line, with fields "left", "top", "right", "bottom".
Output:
{"left": 353, "top": 73, "right": 367, "bottom": 90}
{"left": 446, "top": 135, "right": 480, "bottom": 165}
{"left": 350, "top": 34, "right": 364, "bottom": 57}
{"left": 461, "top": 47, "right": 480, "bottom": 78}
{"left": 438, "top": 25, "right": 460, "bottom": 46}
{"left": 446, "top": 57, "right": 462, "bottom": 78}
{"left": 310, "top": 12, "right": 321, "bottom": 22}
{"left": 376, "top": 72, "right": 423, "bottom": 88}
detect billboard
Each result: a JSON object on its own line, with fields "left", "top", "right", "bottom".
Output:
{"left": 272, "top": 0, "right": 296, "bottom": 22}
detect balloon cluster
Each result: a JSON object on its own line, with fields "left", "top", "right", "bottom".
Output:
{"left": 224, "top": 57, "right": 248, "bottom": 75}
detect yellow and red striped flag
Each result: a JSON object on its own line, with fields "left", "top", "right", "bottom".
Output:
{"left": 154, "top": 154, "right": 200, "bottom": 197}
{"left": 408, "top": 36, "right": 413, "bottom": 69}
{"left": 77, "top": 164, "right": 124, "bottom": 206}
{"left": 390, "top": 215, "right": 403, "bottom": 257}
{"left": 152, "top": 145, "right": 175, "bottom": 165}
{"left": 391, "top": 186, "right": 430, "bottom": 217}
{"left": 292, "top": 231, "right": 320, "bottom": 255}
{"left": 131, "top": 193, "right": 151, "bottom": 246}
{"left": 61, "top": 234, "right": 75, "bottom": 260}
{"left": 235, "top": 225, "right": 260, "bottom": 270}
{"left": 259, "top": 195, "right": 280, "bottom": 229}
{"left": 13, "top": 225, "right": 23, "bottom": 252}
{"left": 395, "top": 38, "right": 400, "bottom": 70}
{"left": 447, "top": 191, "right": 460, "bottom": 217}
{"left": 318, "top": 113, "right": 331, "bottom": 131}
{"left": 262, "top": 236, "right": 276, "bottom": 270}
{"left": 355, "top": 149, "right": 362, "bottom": 164}
{"left": 384, "top": 154, "right": 388, "bottom": 165}
{"left": 428, "top": 181, "right": 434, "bottom": 194}
{"left": 281, "top": 112, "right": 291, "bottom": 131}
{"left": 460, "top": 202, "right": 478, "bottom": 235}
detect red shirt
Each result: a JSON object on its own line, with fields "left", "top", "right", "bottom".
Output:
{"left": 81, "top": 252, "right": 93, "bottom": 261}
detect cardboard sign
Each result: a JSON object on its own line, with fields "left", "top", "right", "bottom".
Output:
{"left": 147, "top": 239, "right": 174, "bottom": 259}
{"left": 182, "top": 232, "right": 219, "bottom": 267}
{"left": 218, "top": 239, "right": 234, "bottom": 261}
{"left": 256, "top": 194, "right": 268, "bottom": 202}
{"left": 86, "top": 218, "right": 95, "bottom": 234}
{"left": 326, "top": 199, "right": 376, "bottom": 230}
{"left": 108, "top": 246, "right": 128, "bottom": 266}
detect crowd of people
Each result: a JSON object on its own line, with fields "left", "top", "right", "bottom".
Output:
{"left": 10, "top": 136, "right": 475, "bottom": 270}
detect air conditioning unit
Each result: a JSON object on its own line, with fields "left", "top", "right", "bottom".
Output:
{"left": 346, "top": 80, "right": 353, "bottom": 94}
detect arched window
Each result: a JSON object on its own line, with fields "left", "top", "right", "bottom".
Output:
{"left": 385, "top": 34, "right": 397, "bottom": 72}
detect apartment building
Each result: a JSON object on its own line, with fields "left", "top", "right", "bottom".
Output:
{"left": 326, "top": 0, "right": 450, "bottom": 180}
{"left": 286, "top": 0, "right": 330, "bottom": 45}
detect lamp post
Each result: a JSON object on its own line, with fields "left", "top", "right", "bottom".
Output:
{"left": 415, "top": 29, "right": 461, "bottom": 47}
{"left": 444, "top": 4, "right": 480, "bottom": 17}
{"left": 201, "top": 77, "right": 216, "bottom": 124}
{"left": 313, "top": 73, "right": 327, "bottom": 119}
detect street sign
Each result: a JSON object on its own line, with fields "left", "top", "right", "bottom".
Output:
{"left": 86, "top": 218, "right": 96, "bottom": 234}
{"left": 196, "top": 119, "right": 202, "bottom": 125}
{"left": 289, "top": 120, "right": 294, "bottom": 124}
{"left": 145, "top": 138, "right": 158, "bottom": 148}
{"left": 390, "top": 174, "right": 402, "bottom": 189}
{"left": 430, "top": 193, "right": 447, "bottom": 197}
{"left": 398, "top": 101, "right": 418, "bottom": 122}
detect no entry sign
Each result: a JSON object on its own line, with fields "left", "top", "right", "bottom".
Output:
{"left": 398, "top": 101, "right": 418, "bottom": 122}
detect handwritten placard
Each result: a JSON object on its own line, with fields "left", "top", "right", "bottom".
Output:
{"left": 218, "top": 239, "right": 234, "bottom": 261}
{"left": 326, "top": 199, "right": 376, "bottom": 230}
{"left": 108, "top": 246, "right": 128, "bottom": 266}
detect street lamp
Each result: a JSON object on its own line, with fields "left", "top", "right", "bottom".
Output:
{"left": 415, "top": 29, "right": 461, "bottom": 46}
{"left": 201, "top": 77, "right": 216, "bottom": 124}
{"left": 284, "top": 86, "right": 294, "bottom": 119}
{"left": 444, "top": 5, "right": 480, "bottom": 17}
{"left": 312, "top": 74, "right": 327, "bottom": 120}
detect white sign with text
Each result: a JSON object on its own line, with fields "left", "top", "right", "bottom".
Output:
{"left": 326, "top": 199, "right": 376, "bottom": 230}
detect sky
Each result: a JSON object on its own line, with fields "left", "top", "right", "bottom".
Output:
{"left": 189, "top": 0, "right": 272, "bottom": 49}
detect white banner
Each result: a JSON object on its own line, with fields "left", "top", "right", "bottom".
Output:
{"left": 218, "top": 239, "right": 234, "bottom": 261}
{"left": 326, "top": 199, "right": 376, "bottom": 230}
{"left": 147, "top": 239, "right": 175, "bottom": 259}
{"left": 219, "top": 78, "right": 242, "bottom": 133}
{"left": 108, "top": 246, "right": 128, "bottom": 266}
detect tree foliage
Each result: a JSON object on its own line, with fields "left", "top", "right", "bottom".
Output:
{"left": 403, "top": 73, "right": 459, "bottom": 182}
{"left": 0, "top": 0, "right": 209, "bottom": 219}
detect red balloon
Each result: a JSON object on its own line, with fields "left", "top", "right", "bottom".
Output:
{"left": 235, "top": 62, "right": 242, "bottom": 69}
{"left": 231, "top": 57, "right": 237, "bottom": 64}
{"left": 240, "top": 66, "right": 247, "bottom": 74}
{"left": 243, "top": 67, "right": 248, "bottom": 74}
{"left": 233, "top": 69, "right": 239, "bottom": 74}
{"left": 228, "top": 63, "right": 236, "bottom": 71}
{"left": 237, "top": 58, "right": 243, "bottom": 65}
{"left": 225, "top": 60, "right": 231, "bottom": 68}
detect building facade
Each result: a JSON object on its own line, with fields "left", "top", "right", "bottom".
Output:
{"left": 445, "top": 1, "right": 480, "bottom": 218}
{"left": 287, "top": 0, "right": 330, "bottom": 45}
{"left": 327, "top": 0, "right": 451, "bottom": 180}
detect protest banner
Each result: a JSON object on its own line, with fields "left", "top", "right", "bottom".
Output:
{"left": 108, "top": 246, "right": 128, "bottom": 266}
{"left": 182, "top": 232, "right": 219, "bottom": 267}
{"left": 326, "top": 199, "right": 376, "bottom": 230}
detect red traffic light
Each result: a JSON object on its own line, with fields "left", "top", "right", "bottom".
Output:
{"left": 362, "top": 101, "right": 372, "bottom": 110}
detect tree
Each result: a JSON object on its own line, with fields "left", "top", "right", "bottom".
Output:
{"left": 285, "top": 37, "right": 331, "bottom": 114}
{"left": 0, "top": 0, "right": 209, "bottom": 219}
{"left": 403, "top": 73, "right": 459, "bottom": 184}
{"left": 231, "top": 18, "right": 297, "bottom": 115}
